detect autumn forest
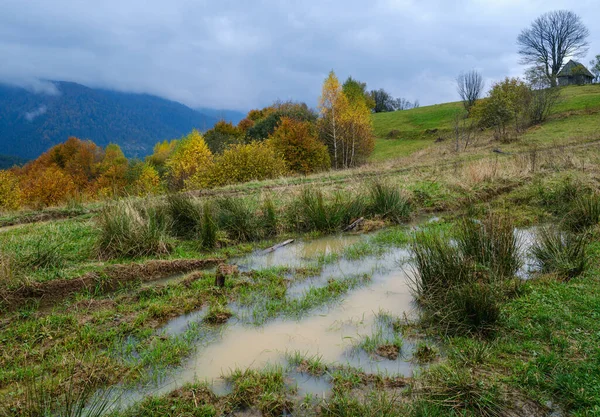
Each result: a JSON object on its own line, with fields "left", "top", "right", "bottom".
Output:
{"left": 0, "top": 71, "right": 374, "bottom": 210}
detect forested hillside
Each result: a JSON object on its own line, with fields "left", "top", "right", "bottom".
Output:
{"left": 0, "top": 81, "right": 219, "bottom": 159}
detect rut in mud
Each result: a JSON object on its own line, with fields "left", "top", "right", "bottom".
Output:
{"left": 0, "top": 258, "right": 223, "bottom": 310}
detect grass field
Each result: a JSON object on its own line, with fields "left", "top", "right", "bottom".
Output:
{"left": 371, "top": 84, "right": 600, "bottom": 161}
{"left": 2, "top": 85, "right": 600, "bottom": 416}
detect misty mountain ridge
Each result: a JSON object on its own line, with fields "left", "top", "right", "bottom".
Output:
{"left": 0, "top": 81, "right": 243, "bottom": 161}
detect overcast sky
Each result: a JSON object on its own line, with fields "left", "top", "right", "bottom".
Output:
{"left": 1, "top": 0, "right": 598, "bottom": 111}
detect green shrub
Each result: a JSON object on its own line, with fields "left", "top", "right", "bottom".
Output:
{"left": 18, "top": 240, "right": 65, "bottom": 271}
{"left": 530, "top": 227, "right": 588, "bottom": 280}
{"left": 261, "top": 198, "right": 278, "bottom": 237}
{"left": 96, "top": 201, "right": 172, "bottom": 259}
{"left": 368, "top": 181, "right": 412, "bottom": 223}
{"left": 215, "top": 197, "right": 260, "bottom": 242}
{"left": 166, "top": 193, "right": 202, "bottom": 239}
{"left": 445, "top": 282, "right": 502, "bottom": 335}
{"left": 564, "top": 193, "right": 600, "bottom": 232}
{"left": 533, "top": 176, "right": 587, "bottom": 215}
{"left": 200, "top": 202, "right": 217, "bottom": 250}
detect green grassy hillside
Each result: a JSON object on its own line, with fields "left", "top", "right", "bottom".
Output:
{"left": 371, "top": 85, "right": 600, "bottom": 161}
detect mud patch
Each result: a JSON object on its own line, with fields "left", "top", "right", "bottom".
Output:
{"left": 67, "top": 298, "right": 118, "bottom": 313}
{"left": 204, "top": 309, "right": 233, "bottom": 325}
{"left": 375, "top": 344, "right": 400, "bottom": 360}
{"left": 1, "top": 258, "right": 223, "bottom": 310}
{"left": 0, "top": 207, "right": 93, "bottom": 229}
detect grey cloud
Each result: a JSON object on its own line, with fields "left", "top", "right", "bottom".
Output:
{"left": 24, "top": 105, "right": 48, "bottom": 121}
{"left": 0, "top": 0, "right": 598, "bottom": 110}
{"left": 1, "top": 77, "right": 60, "bottom": 96}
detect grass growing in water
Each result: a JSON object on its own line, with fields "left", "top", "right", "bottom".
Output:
{"left": 530, "top": 227, "right": 588, "bottom": 280}
{"left": 289, "top": 188, "right": 358, "bottom": 233}
{"left": 203, "top": 302, "right": 233, "bottom": 325}
{"left": 411, "top": 214, "right": 520, "bottom": 335}
{"left": 286, "top": 352, "right": 328, "bottom": 376}
{"left": 368, "top": 181, "right": 412, "bottom": 224}
{"left": 410, "top": 231, "right": 471, "bottom": 300}
{"left": 455, "top": 215, "right": 521, "bottom": 278}
{"left": 4, "top": 372, "right": 118, "bottom": 417}
{"left": 226, "top": 366, "right": 293, "bottom": 417}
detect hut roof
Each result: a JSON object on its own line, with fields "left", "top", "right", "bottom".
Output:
{"left": 557, "top": 60, "right": 594, "bottom": 78}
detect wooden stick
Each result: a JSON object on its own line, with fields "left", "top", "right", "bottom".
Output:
{"left": 343, "top": 217, "right": 364, "bottom": 232}
{"left": 263, "top": 239, "right": 294, "bottom": 254}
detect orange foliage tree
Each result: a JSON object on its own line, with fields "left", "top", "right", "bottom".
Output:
{"left": 237, "top": 118, "right": 255, "bottom": 133}
{"left": 21, "top": 165, "right": 76, "bottom": 208}
{"left": 23, "top": 137, "right": 104, "bottom": 195}
{"left": 269, "top": 117, "right": 330, "bottom": 175}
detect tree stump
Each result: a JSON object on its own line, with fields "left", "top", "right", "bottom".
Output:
{"left": 215, "top": 263, "right": 238, "bottom": 288}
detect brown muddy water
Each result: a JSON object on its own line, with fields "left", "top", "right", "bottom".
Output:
{"left": 110, "top": 224, "right": 539, "bottom": 410}
{"left": 110, "top": 233, "right": 417, "bottom": 408}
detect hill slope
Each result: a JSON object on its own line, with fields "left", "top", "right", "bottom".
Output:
{"left": 371, "top": 85, "right": 600, "bottom": 161}
{"left": 0, "top": 81, "right": 219, "bottom": 159}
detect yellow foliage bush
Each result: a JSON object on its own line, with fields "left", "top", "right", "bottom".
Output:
{"left": 0, "top": 170, "right": 22, "bottom": 211}
{"left": 96, "top": 143, "right": 129, "bottom": 198}
{"left": 166, "top": 129, "right": 213, "bottom": 190}
{"left": 194, "top": 140, "right": 287, "bottom": 188}
{"left": 132, "top": 163, "right": 162, "bottom": 196}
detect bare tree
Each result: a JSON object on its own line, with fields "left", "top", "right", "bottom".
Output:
{"left": 453, "top": 111, "right": 477, "bottom": 152}
{"left": 528, "top": 88, "right": 561, "bottom": 125}
{"left": 456, "top": 70, "right": 484, "bottom": 112}
{"left": 517, "top": 10, "right": 589, "bottom": 87}
{"left": 525, "top": 65, "right": 551, "bottom": 90}
{"left": 394, "top": 97, "right": 419, "bottom": 111}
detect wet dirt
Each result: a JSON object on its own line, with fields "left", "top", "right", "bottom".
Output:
{"left": 0, "top": 258, "right": 223, "bottom": 310}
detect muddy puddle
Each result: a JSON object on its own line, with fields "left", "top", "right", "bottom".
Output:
{"left": 109, "top": 232, "right": 416, "bottom": 408}
{"left": 235, "top": 233, "right": 363, "bottom": 270}
{"left": 109, "top": 224, "right": 539, "bottom": 410}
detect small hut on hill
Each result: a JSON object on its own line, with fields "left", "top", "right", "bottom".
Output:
{"left": 557, "top": 60, "right": 594, "bottom": 86}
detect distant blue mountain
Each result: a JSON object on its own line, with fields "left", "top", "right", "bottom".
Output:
{"left": 196, "top": 108, "right": 246, "bottom": 125}
{"left": 0, "top": 81, "right": 223, "bottom": 160}
{"left": 0, "top": 154, "right": 27, "bottom": 170}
